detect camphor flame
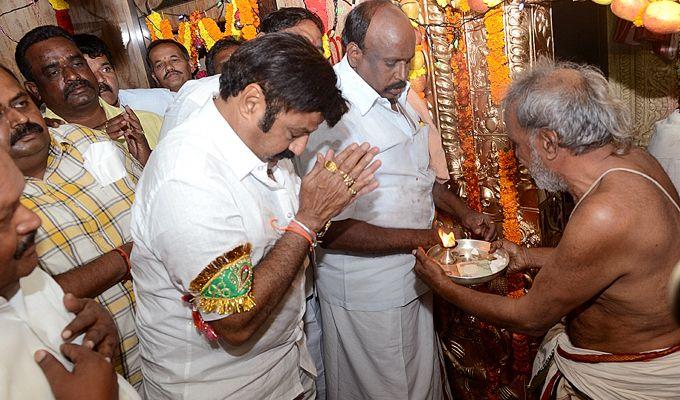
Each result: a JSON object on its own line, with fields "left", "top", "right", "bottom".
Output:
{"left": 438, "top": 228, "right": 457, "bottom": 248}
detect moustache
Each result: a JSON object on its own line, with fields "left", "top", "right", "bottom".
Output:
{"left": 98, "top": 82, "right": 113, "bottom": 93}
{"left": 13, "top": 230, "right": 36, "bottom": 260}
{"left": 272, "top": 149, "right": 295, "bottom": 161}
{"left": 385, "top": 81, "right": 407, "bottom": 91}
{"left": 64, "top": 79, "right": 94, "bottom": 100}
{"left": 10, "top": 122, "right": 44, "bottom": 146}
{"left": 164, "top": 69, "right": 181, "bottom": 80}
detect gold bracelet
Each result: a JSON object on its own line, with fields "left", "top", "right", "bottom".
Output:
{"left": 317, "top": 220, "right": 332, "bottom": 239}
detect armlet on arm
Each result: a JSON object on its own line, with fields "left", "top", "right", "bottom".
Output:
{"left": 183, "top": 243, "right": 256, "bottom": 341}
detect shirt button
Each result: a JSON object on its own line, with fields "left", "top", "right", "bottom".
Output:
{"left": 286, "top": 212, "right": 293, "bottom": 219}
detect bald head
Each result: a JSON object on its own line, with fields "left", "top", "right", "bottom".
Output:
{"left": 343, "top": 0, "right": 415, "bottom": 102}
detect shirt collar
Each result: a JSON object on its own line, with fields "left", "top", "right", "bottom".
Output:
{"left": 335, "top": 56, "right": 410, "bottom": 116}
{"left": 197, "top": 99, "right": 268, "bottom": 182}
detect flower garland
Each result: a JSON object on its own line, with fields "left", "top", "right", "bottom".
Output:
{"left": 188, "top": 11, "right": 204, "bottom": 69}
{"left": 484, "top": 7, "right": 511, "bottom": 106}
{"left": 201, "top": 17, "right": 225, "bottom": 47}
{"left": 161, "top": 18, "right": 174, "bottom": 40}
{"left": 322, "top": 33, "right": 332, "bottom": 60}
{"left": 498, "top": 148, "right": 521, "bottom": 244}
{"left": 177, "top": 21, "right": 193, "bottom": 59}
{"left": 448, "top": 10, "right": 482, "bottom": 212}
{"left": 145, "top": 12, "right": 163, "bottom": 41}
{"left": 235, "top": 0, "right": 260, "bottom": 40}
{"left": 48, "top": 0, "right": 74, "bottom": 35}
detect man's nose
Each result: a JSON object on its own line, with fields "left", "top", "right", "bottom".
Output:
{"left": 289, "top": 136, "right": 309, "bottom": 156}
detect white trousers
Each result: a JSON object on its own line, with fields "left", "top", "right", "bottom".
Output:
{"left": 320, "top": 293, "right": 443, "bottom": 400}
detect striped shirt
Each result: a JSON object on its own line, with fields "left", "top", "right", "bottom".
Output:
{"left": 20, "top": 124, "right": 143, "bottom": 388}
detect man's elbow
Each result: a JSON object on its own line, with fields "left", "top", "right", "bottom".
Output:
{"left": 208, "top": 320, "right": 256, "bottom": 346}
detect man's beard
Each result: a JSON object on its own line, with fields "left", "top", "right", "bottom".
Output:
{"left": 10, "top": 122, "right": 44, "bottom": 146}
{"left": 13, "top": 231, "right": 36, "bottom": 260}
{"left": 528, "top": 146, "right": 569, "bottom": 192}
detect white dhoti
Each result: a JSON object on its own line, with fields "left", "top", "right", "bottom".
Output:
{"left": 532, "top": 324, "right": 680, "bottom": 400}
{"left": 320, "top": 292, "right": 444, "bottom": 400}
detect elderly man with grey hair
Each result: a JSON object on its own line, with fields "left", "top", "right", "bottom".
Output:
{"left": 414, "top": 59, "right": 680, "bottom": 399}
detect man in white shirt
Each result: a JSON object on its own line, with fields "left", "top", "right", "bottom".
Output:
{"left": 159, "top": 7, "right": 325, "bottom": 139}
{"left": 131, "top": 33, "right": 379, "bottom": 399}
{"left": 300, "top": 2, "right": 495, "bottom": 399}
{"left": 74, "top": 33, "right": 174, "bottom": 116}
{"left": 0, "top": 147, "right": 140, "bottom": 400}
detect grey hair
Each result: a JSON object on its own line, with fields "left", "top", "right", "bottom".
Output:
{"left": 502, "top": 58, "right": 631, "bottom": 155}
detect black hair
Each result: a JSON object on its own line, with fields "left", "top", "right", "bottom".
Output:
{"left": 0, "top": 63, "right": 19, "bottom": 83}
{"left": 73, "top": 33, "right": 115, "bottom": 67}
{"left": 342, "top": 0, "right": 392, "bottom": 48}
{"left": 220, "top": 32, "right": 347, "bottom": 131}
{"left": 145, "top": 39, "right": 190, "bottom": 68}
{"left": 260, "top": 7, "right": 324, "bottom": 34}
{"left": 15, "top": 25, "right": 74, "bottom": 81}
{"left": 206, "top": 37, "right": 242, "bottom": 76}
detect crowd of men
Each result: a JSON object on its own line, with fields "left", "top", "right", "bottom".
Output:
{"left": 1, "top": 1, "right": 679, "bottom": 399}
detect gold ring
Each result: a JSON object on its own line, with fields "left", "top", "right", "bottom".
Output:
{"left": 348, "top": 187, "right": 357, "bottom": 197}
{"left": 324, "top": 160, "right": 338, "bottom": 173}
{"left": 337, "top": 169, "right": 355, "bottom": 187}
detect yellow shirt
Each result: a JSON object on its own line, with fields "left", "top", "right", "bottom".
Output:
{"left": 44, "top": 97, "right": 162, "bottom": 148}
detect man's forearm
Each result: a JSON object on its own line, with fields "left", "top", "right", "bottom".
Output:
{"left": 433, "top": 181, "right": 471, "bottom": 220}
{"left": 321, "top": 219, "right": 439, "bottom": 253}
{"left": 52, "top": 243, "right": 130, "bottom": 298}
{"left": 210, "top": 231, "right": 310, "bottom": 344}
{"left": 524, "top": 248, "right": 556, "bottom": 270}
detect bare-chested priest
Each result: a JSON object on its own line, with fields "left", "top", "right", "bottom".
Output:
{"left": 414, "top": 60, "right": 680, "bottom": 399}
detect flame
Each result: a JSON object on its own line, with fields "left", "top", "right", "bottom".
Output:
{"left": 438, "top": 228, "right": 457, "bottom": 248}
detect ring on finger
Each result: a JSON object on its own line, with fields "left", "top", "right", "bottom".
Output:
{"left": 348, "top": 187, "right": 357, "bottom": 197}
{"left": 324, "top": 160, "right": 338, "bottom": 173}
{"left": 337, "top": 169, "right": 356, "bottom": 187}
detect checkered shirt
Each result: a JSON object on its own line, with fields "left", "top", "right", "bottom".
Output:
{"left": 20, "top": 124, "right": 143, "bottom": 388}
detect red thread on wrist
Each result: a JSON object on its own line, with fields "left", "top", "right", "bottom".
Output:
{"left": 113, "top": 247, "right": 132, "bottom": 282}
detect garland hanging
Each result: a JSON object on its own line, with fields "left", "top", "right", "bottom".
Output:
{"left": 498, "top": 148, "right": 521, "bottom": 244}
{"left": 484, "top": 6, "right": 511, "bottom": 105}
{"left": 449, "top": 10, "right": 482, "bottom": 212}
{"left": 48, "top": 0, "right": 74, "bottom": 35}
{"left": 188, "top": 11, "right": 204, "bottom": 69}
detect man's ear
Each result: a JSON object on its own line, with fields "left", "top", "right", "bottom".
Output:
{"left": 346, "top": 42, "right": 363, "bottom": 69}
{"left": 238, "top": 82, "right": 266, "bottom": 123}
{"left": 24, "top": 81, "right": 41, "bottom": 103}
{"left": 539, "top": 129, "right": 560, "bottom": 161}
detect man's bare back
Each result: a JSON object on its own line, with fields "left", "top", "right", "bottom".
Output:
{"left": 559, "top": 148, "right": 680, "bottom": 353}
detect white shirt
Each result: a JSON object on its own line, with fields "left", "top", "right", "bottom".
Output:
{"left": 300, "top": 56, "right": 436, "bottom": 311}
{"left": 0, "top": 268, "right": 139, "bottom": 400}
{"left": 131, "top": 99, "right": 314, "bottom": 399}
{"left": 118, "top": 88, "right": 175, "bottom": 116}
{"left": 649, "top": 109, "right": 680, "bottom": 192}
{"left": 159, "top": 75, "right": 220, "bottom": 139}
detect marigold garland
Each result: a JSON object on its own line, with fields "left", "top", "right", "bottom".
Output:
{"left": 160, "top": 18, "right": 174, "bottom": 40}
{"left": 322, "top": 33, "right": 332, "bottom": 59}
{"left": 202, "top": 17, "right": 224, "bottom": 42}
{"left": 498, "top": 148, "right": 521, "bottom": 244}
{"left": 235, "top": 0, "right": 259, "bottom": 40}
{"left": 224, "top": 3, "right": 235, "bottom": 37}
{"left": 188, "top": 11, "right": 204, "bottom": 69}
{"left": 48, "top": 0, "right": 69, "bottom": 10}
{"left": 448, "top": 10, "right": 482, "bottom": 212}
{"left": 484, "top": 7, "right": 511, "bottom": 105}
{"left": 145, "top": 12, "right": 162, "bottom": 41}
